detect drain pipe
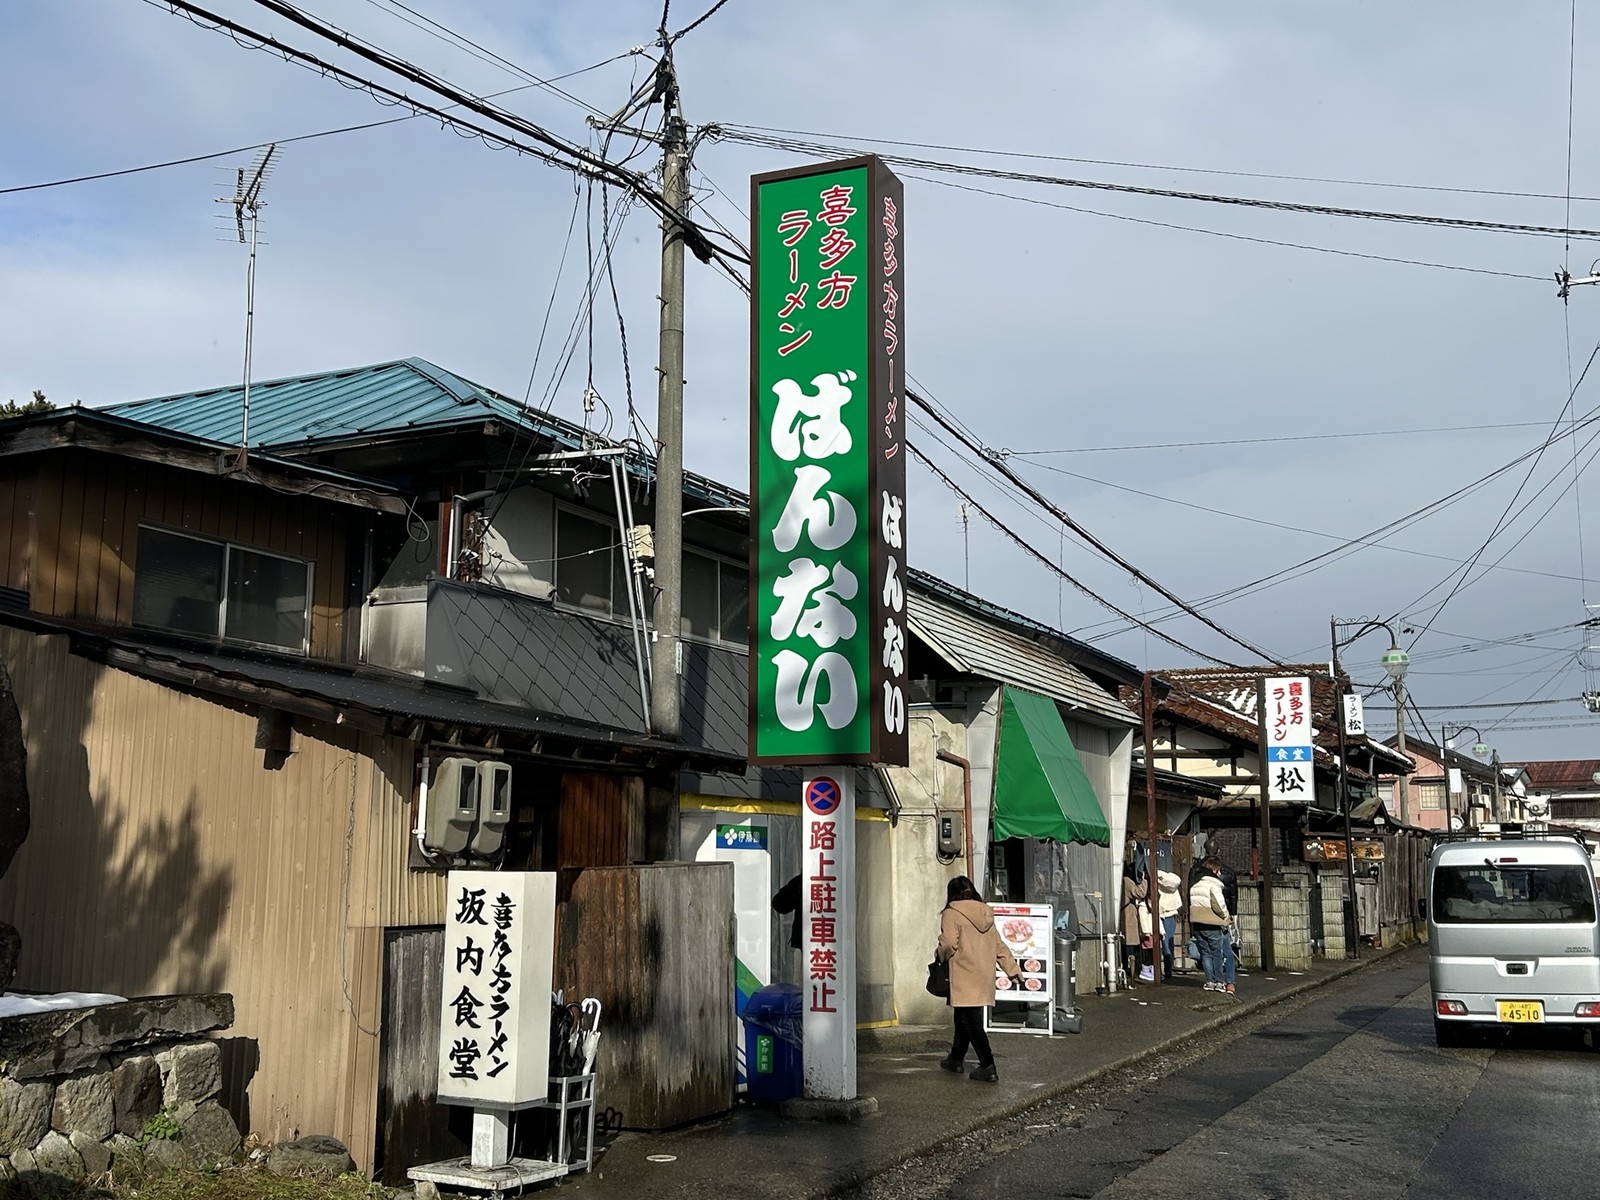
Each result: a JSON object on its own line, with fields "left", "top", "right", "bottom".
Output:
{"left": 936, "top": 748, "right": 976, "bottom": 871}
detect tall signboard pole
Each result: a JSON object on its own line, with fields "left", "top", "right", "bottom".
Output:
{"left": 1260, "top": 676, "right": 1313, "bottom": 974}
{"left": 751, "top": 157, "right": 908, "bottom": 1102}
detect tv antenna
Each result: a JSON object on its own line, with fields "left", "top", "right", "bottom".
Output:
{"left": 217, "top": 144, "right": 278, "bottom": 471}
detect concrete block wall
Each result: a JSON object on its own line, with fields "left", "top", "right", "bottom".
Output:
{"left": 1318, "top": 867, "right": 1348, "bottom": 959}
{"left": 1235, "top": 868, "right": 1314, "bottom": 971}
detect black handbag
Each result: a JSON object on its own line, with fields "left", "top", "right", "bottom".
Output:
{"left": 925, "top": 957, "right": 950, "bottom": 997}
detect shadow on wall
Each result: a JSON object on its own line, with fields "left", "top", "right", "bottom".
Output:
{"left": 3, "top": 632, "right": 234, "bottom": 1000}
{"left": 82, "top": 790, "right": 234, "bottom": 997}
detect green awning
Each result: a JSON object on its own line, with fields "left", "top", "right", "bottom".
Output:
{"left": 992, "top": 686, "right": 1111, "bottom": 846}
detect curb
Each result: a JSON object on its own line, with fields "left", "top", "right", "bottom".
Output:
{"left": 817, "top": 941, "right": 1416, "bottom": 1199}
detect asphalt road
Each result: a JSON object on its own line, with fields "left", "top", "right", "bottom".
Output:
{"left": 847, "top": 950, "right": 1600, "bottom": 1200}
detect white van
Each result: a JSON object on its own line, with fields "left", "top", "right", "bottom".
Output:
{"left": 1427, "top": 832, "right": 1600, "bottom": 1047}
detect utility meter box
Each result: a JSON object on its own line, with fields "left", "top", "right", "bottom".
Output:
{"left": 470, "top": 761, "right": 514, "bottom": 857}
{"left": 937, "top": 810, "right": 964, "bottom": 857}
{"left": 426, "top": 757, "right": 481, "bottom": 856}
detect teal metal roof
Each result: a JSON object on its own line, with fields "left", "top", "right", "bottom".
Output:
{"left": 106, "top": 357, "right": 747, "bottom": 510}
{"left": 106, "top": 358, "right": 585, "bottom": 450}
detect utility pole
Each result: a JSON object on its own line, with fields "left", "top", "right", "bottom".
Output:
{"left": 1394, "top": 676, "right": 1409, "bottom": 825}
{"left": 649, "top": 71, "right": 688, "bottom": 740}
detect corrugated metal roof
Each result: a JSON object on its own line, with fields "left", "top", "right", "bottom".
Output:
{"left": 906, "top": 590, "right": 1136, "bottom": 726}
{"left": 104, "top": 357, "right": 747, "bottom": 510}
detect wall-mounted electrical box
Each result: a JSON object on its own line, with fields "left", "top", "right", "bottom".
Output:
{"left": 937, "top": 810, "right": 963, "bottom": 857}
{"left": 426, "top": 757, "right": 482, "bottom": 855}
{"left": 470, "top": 760, "right": 514, "bottom": 856}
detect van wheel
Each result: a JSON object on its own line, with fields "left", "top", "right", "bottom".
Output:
{"left": 1434, "top": 1019, "right": 1473, "bottom": 1048}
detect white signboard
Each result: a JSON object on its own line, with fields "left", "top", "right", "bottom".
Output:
{"left": 437, "top": 870, "right": 555, "bottom": 1110}
{"left": 1263, "top": 676, "right": 1314, "bottom": 804}
{"left": 1342, "top": 694, "right": 1365, "bottom": 737}
{"left": 1448, "top": 767, "right": 1464, "bottom": 795}
{"left": 801, "top": 772, "right": 856, "bottom": 1100}
{"left": 991, "top": 903, "right": 1053, "bottom": 1006}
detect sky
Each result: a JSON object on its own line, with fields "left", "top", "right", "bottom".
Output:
{"left": 4, "top": 1, "right": 1600, "bottom": 764}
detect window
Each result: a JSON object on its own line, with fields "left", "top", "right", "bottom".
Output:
{"left": 554, "top": 509, "right": 747, "bottom": 647}
{"left": 133, "top": 526, "right": 311, "bottom": 652}
{"left": 555, "top": 508, "right": 623, "bottom": 615}
{"left": 682, "top": 550, "right": 748, "bottom": 646}
{"left": 1415, "top": 781, "right": 1446, "bottom": 811}
{"left": 1433, "top": 864, "right": 1596, "bottom": 924}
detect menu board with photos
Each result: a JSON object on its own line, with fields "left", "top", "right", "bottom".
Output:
{"left": 991, "top": 902, "right": 1053, "bottom": 1006}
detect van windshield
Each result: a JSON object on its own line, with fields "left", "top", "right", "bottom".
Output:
{"left": 1434, "top": 864, "right": 1597, "bottom": 924}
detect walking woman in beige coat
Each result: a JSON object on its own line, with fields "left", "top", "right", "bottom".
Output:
{"left": 935, "top": 876, "right": 1021, "bottom": 1082}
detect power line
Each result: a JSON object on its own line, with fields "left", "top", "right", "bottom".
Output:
{"left": 906, "top": 441, "right": 1241, "bottom": 668}
{"left": 1009, "top": 421, "right": 1557, "bottom": 456}
{"left": 712, "top": 124, "right": 1600, "bottom": 242}
{"left": 146, "top": 0, "right": 747, "bottom": 273}
{"left": 1402, "top": 333, "right": 1600, "bottom": 644}
{"left": 909, "top": 389, "right": 1283, "bottom": 664}
{"left": 715, "top": 121, "right": 1600, "bottom": 207}
{"left": 0, "top": 53, "right": 638, "bottom": 198}
{"left": 908, "top": 170, "right": 1547, "bottom": 283}
{"left": 1011, "top": 452, "right": 1589, "bottom": 586}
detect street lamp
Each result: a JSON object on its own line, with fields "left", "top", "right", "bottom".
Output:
{"left": 1440, "top": 723, "right": 1497, "bottom": 838}
{"left": 1330, "top": 617, "right": 1411, "bottom": 960}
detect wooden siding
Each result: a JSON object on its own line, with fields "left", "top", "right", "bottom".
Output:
{"left": 554, "top": 863, "right": 735, "bottom": 1130}
{"left": 0, "top": 626, "right": 442, "bottom": 1172}
{"left": 556, "top": 771, "right": 644, "bottom": 867}
{"left": 21, "top": 451, "right": 352, "bottom": 659}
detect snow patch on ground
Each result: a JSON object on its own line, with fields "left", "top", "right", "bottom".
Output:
{"left": 0, "top": 992, "right": 127, "bottom": 1018}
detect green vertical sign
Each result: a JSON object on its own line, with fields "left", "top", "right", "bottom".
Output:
{"left": 750, "top": 156, "right": 908, "bottom": 766}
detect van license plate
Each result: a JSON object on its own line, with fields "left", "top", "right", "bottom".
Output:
{"left": 1497, "top": 1001, "right": 1543, "bottom": 1023}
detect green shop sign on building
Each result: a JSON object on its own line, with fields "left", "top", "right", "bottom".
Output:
{"left": 749, "top": 156, "right": 909, "bottom": 767}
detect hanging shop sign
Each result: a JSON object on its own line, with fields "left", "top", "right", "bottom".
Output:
{"left": 1303, "top": 838, "right": 1386, "bottom": 863}
{"left": 1262, "top": 676, "right": 1314, "bottom": 804}
{"left": 436, "top": 870, "right": 556, "bottom": 1110}
{"left": 749, "top": 156, "right": 908, "bottom": 766}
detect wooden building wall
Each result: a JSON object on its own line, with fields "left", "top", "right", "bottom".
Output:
{"left": 4, "top": 452, "right": 354, "bottom": 659}
{"left": 0, "top": 625, "right": 441, "bottom": 1172}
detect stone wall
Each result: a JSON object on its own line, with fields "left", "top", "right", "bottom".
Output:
{"left": 1318, "top": 866, "right": 1348, "bottom": 960}
{"left": 0, "top": 994, "right": 238, "bottom": 1188}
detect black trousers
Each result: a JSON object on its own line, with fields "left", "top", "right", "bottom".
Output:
{"left": 950, "top": 1005, "right": 993, "bottom": 1066}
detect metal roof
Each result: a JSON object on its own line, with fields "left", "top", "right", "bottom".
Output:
{"left": 906, "top": 590, "right": 1137, "bottom": 727}
{"left": 104, "top": 357, "right": 747, "bottom": 511}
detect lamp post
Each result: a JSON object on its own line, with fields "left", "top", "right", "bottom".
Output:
{"left": 1439, "top": 723, "right": 1492, "bottom": 832}
{"left": 1330, "top": 617, "right": 1411, "bottom": 960}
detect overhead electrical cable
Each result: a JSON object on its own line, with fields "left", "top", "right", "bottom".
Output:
{"left": 1401, "top": 333, "right": 1600, "bottom": 643}
{"left": 711, "top": 125, "right": 1600, "bottom": 242}
{"left": 912, "top": 388, "right": 1288, "bottom": 666}
{"left": 906, "top": 171, "right": 1546, "bottom": 282}
{"left": 0, "top": 52, "right": 638, "bottom": 198}
{"left": 1012, "top": 452, "right": 1589, "bottom": 585}
{"left": 147, "top": 0, "right": 748, "bottom": 272}
{"left": 906, "top": 442, "right": 1241, "bottom": 668}
{"left": 1069, "top": 385, "right": 1600, "bottom": 642}
{"left": 1012, "top": 422, "right": 1555, "bottom": 455}
{"left": 714, "top": 121, "right": 1600, "bottom": 206}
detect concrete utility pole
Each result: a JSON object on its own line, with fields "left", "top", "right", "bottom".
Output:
{"left": 649, "top": 89, "right": 689, "bottom": 740}
{"left": 1394, "top": 676, "right": 1409, "bottom": 825}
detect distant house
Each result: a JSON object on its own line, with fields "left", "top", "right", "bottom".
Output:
{"left": 1515, "top": 759, "right": 1600, "bottom": 831}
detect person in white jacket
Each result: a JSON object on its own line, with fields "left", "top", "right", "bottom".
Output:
{"left": 1155, "top": 869, "right": 1183, "bottom": 979}
{"left": 1189, "top": 859, "right": 1234, "bottom": 995}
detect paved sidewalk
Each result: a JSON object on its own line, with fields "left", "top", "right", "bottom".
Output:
{"left": 558, "top": 945, "right": 1416, "bottom": 1200}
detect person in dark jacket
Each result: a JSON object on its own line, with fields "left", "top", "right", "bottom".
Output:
{"left": 773, "top": 874, "right": 803, "bottom": 950}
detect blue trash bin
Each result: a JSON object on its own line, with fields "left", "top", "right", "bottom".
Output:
{"left": 742, "top": 983, "right": 803, "bottom": 1104}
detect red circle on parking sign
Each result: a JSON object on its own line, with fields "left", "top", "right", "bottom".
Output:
{"left": 805, "top": 777, "right": 841, "bottom": 816}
